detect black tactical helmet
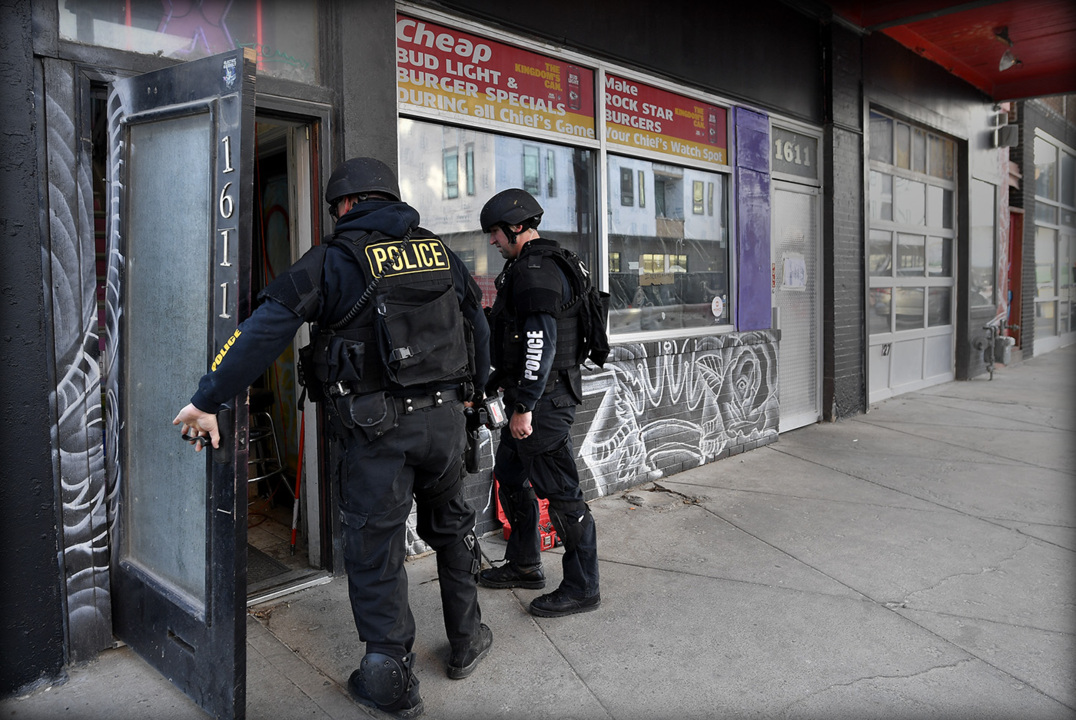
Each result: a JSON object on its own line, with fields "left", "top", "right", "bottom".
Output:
{"left": 479, "top": 188, "right": 544, "bottom": 233}
{"left": 324, "top": 157, "right": 401, "bottom": 206}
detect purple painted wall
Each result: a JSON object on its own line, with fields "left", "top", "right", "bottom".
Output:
{"left": 734, "top": 107, "right": 772, "bottom": 331}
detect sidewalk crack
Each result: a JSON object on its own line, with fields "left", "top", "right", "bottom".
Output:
{"left": 900, "top": 536, "right": 1031, "bottom": 606}
{"left": 780, "top": 658, "right": 975, "bottom": 715}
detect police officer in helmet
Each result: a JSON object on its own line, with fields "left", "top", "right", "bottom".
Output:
{"left": 174, "top": 157, "right": 493, "bottom": 719}
{"left": 478, "top": 188, "right": 601, "bottom": 617}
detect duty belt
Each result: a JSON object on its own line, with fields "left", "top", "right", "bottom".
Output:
{"left": 326, "top": 382, "right": 463, "bottom": 411}
{"left": 392, "top": 387, "right": 463, "bottom": 414}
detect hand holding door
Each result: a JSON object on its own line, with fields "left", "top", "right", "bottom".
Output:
{"left": 173, "top": 403, "right": 220, "bottom": 450}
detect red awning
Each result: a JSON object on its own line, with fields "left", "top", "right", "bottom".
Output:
{"left": 822, "top": 0, "right": 1076, "bottom": 101}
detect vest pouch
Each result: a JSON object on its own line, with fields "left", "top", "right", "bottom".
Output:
{"left": 338, "top": 391, "right": 398, "bottom": 441}
{"left": 299, "top": 335, "right": 367, "bottom": 402}
{"left": 376, "top": 284, "right": 469, "bottom": 387}
{"left": 297, "top": 342, "right": 326, "bottom": 403}
{"left": 325, "top": 336, "right": 366, "bottom": 385}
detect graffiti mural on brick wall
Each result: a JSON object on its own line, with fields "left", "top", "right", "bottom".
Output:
{"left": 454, "top": 330, "right": 780, "bottom": 551}
{"left": 45, "top": 84, "right": 115, "bottom": 660}
{"left": 579, "top": 332, "right": 779, "bottom": 495}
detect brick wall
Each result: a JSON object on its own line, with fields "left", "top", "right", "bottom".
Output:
{"left": 822, "top": 24, "right": 866, "bottom": 420}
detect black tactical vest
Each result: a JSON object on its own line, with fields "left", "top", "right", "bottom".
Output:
{"left": 489, "top": 240, "right": 583, "bottom": 386}
{"left": 307, "top": 229, "right": 471, "bottom": 396}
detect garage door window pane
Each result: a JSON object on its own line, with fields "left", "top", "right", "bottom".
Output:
{"left": 894, "top": 287, "right": 924, "bottom": 330}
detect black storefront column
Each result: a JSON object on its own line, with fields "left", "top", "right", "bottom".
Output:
{"left": 0, "top": 0, "right": 66, "bottom": 697}
{"left": 822, "top": 21, "right": 867, "bottom": 421}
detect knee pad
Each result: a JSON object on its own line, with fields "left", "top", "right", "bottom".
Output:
{"left": 359, "top": 652, "right": 415, "bottom": 706}
{"left": 498, "top": 484, "right": 537, "bottom": 527}
{"left": 547, "top": 500, "right": 590, "bottom": 552}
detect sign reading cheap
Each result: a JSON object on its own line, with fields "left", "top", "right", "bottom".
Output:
{"left": 396, "top": 15, "right": 597, "bottom": 140}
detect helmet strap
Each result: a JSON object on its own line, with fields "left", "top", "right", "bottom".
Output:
{"left": 500, "top": 222, "right": 520, "bottom": 244}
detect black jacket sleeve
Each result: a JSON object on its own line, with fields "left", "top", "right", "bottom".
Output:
{"left": 190, "top": 298, "right": 305, "bottom": 413}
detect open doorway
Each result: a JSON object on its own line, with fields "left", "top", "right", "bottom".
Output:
{"left": 244, "top": 114, "right": 329, "bottom": 603}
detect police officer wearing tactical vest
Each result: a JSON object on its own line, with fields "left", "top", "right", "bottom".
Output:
{"left": 173, "top": 157, "right": 492, "bottom": 719}
{"left": 478, "top": 188, "right": 601, "bottom": 617}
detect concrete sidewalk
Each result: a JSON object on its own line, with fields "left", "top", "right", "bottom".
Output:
{"left": 7, "top": 346, "right": 1074, "bottom": 720}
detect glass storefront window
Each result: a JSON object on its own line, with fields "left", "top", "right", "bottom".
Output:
{"left": 1035, "top": 137, "right": 1058, "bottom": 201}
{"left": 895, "top": 122, "right": 910, "bottom": 169}
{"left": 1061, "top": 152, "right": 1075, "bottom": 209}
{"left": 397, "top": 118, "right": 595, "bottom": 305}
{"left": 1036, "top": 203, "right": 1059, "bottom": 225}
{"left": 1060, "top": 232, "right": 1074, "bottom": 333}
{"left": 1032, "top": 133, "right": 1076, "bottom": 343}
{"left": 970, "top": 179, "right": 996, "bottom": 309}
{"left": 59, "top": 0, "right": 319, "bottom": 84}
{"left": 868, "top": 109, "right": 956, "bottom": 352}
{"left": 1035, "top": 301, "right": 1057, "bottom": 337}
{"left": 1035, "top": 226, "right": 1058, "bottom": 338}
{"left": 912, "top": 128, "right": 926, "bottom": 174}
{"left": 606, "top": 155, "right": 729, "bottom": 333}
{"left": 869, "top": 112, "right": 893, "bottom": 164}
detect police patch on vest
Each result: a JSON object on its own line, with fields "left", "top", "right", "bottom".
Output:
{"left": 365, "top": 238, "right": 450, "bottom": 277}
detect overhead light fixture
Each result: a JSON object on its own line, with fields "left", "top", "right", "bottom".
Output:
{"left": 994, "top": 26, "right": 1021, "bottom": 72}
{"left": 999, "top": 49, "right": 1021, "bottom": 72}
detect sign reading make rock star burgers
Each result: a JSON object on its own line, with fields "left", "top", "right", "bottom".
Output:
{"left": 604, "top": 74, "right": 728, "bottom": 165}
{"left": 396, "top": 15, "right": 596, "bottom": 141}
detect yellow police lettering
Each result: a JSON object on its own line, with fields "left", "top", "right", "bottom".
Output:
{"left": 370, "top": 246, "right": 390, "bottom": 274}
{"left": 400, "top": 247, "right": 419, "bottom": 270}
{"left": 366, "top": 238, "right": 451, "bottom": 276}
{"left": 212, "top": 329, "right": 241, "bottom": 371}
{"left": 387, "top": 245, "right": 404, "bottom": 272}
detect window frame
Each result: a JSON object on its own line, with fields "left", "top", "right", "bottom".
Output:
{"left": 866, "top": 108, "right": 957, "bottom": 337}
{"left": 394, "top": 3, "right": 741, "bottom": 342}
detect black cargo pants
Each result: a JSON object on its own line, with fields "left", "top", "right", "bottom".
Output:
{"left": 494, "top": 389, "right": 600, "bottom": 600}
{"left": 332, "top": 396, "right": 482, "bottom": 659}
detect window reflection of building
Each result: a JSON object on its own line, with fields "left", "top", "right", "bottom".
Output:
{"left": 398, "top": 118, "right": 595, "bottom": 305}
{"left": 444, "top": 147, "right": 459, "bottom": 199}
{"left": 607, "top": 155, "right": 730, "bottom": 333}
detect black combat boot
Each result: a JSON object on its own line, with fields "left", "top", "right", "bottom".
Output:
{"left": 446, "top": 623, "right": 493, "bottom": 679}
{"left": 478, "top": 561, "right": 546, "bottom": 589}
{"left": 529, "top": 587, "right": 601, "bottom": 618}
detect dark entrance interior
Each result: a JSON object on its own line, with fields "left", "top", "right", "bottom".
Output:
{"left": 244, "top": 116, "right": 326, "bottom": 600}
